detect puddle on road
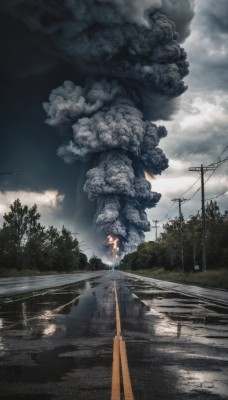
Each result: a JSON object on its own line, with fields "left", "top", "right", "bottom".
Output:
{"left": 0, "top": 279, "right": 100, "bottom": 330}
{"left": 178, "top": 369, "right": 228, "bottom": 397}
{"left": 123, "top": 277, "right": 228, "bottom": 399}
{"left": 124, "top": 278, "right": 228, "bottom": 347}
{"left": 1, "top": 273, "right": 228, "bottom": 399}
{"left": 0, "top": 275, "right": 116, "bottom": 395}
{"left": 135, "top": 290, "right": 195, "bottom": 301}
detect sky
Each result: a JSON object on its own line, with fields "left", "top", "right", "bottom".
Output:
{"left": 146, "top": 0, "right": 228, "bottom": 240}
{"left": 0, "top": 0, "right": 227, "bottom": 257}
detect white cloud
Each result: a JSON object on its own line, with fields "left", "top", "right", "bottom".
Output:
{"left": 0, "top": 190, "right": 65, "bottom": 226}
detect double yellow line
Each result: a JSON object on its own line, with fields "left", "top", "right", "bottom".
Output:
{"left": 111, "top": 282, "right": 134, "bottom": 400}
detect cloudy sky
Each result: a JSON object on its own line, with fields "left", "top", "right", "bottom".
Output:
{"left": 0, "top": 0, "right": 227, "bottom": 255}
{"left": 146, "top": 0, "right": 228, "bottom": 240}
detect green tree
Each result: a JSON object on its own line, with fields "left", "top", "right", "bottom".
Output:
{"left": 0, "top": 200, "right": 84, "bottom": 273}
{"left": 79, "top": 252, "right": 88, "bottom": 270}
{"left": 204, "top": 201, "right": 228, "bottom": 269}
{"left": 53, "top": 226, "right": 79, "bottom": 271}
{"left": 2, "top": 199, "right": 42, "bottom": 269}
{"left": 184, "top": 214, "right": 201, "bottom": 270}
{"left": 89, "top": 255, "right": 106, "bottom": 271}
{"left": 159, "top": 219, "right": 183, "bottom": 269}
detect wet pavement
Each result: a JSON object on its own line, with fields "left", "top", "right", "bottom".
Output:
{"left": 0, "top": 271, "right": 107, "bottom": 297}
{"left": 0, "top": 271, "right": 228, "bottom": 399}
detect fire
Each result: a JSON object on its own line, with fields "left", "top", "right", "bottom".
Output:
{"left": 144, "top": 171, "right": 155, "bottom": 182}
{"left": 106, "top": 234, "right": 120, "bottom": 259}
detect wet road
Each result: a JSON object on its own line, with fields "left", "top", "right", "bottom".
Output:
{"left": 0, "top": 271, "right": 228, "bottom": 399}
{"left": 0, "top": 271, "right": 107, "bottom": 297}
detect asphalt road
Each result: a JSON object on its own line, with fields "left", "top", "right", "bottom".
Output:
{"left": 0, "top": 271, "right": 228, "bottom": 399}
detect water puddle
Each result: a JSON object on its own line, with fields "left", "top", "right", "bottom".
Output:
{"left": 178, "top": 369, "right": 228, "bottom": 397}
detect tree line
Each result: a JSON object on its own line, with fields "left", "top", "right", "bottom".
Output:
{"left": 0, "top": 199, "right": 107, "bottom": 273}
{"left": 120, "top": 201, "right": 228, "bottom": 272}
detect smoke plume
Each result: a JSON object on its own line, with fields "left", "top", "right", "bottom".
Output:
{"left": 1, "top": 0, "right": 194, "bottom": 257}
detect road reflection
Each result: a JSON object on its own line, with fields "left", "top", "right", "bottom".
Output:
{"left": 0, "top": 271, "right": 228, "bottom": 400}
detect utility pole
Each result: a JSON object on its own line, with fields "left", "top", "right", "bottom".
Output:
{"left": 171, "top": 198, "right": 187, "bottom": 221}
{"left": 152, "top": 220, "right": 160, "bottom": 241}
{"left": 189, "top": 164, "right": 215, "bottom": 272}
{"left": 171, "top": 198, "right": 188, "bottom": 271}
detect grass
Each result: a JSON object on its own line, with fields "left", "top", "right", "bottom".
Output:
{"left": 131, "top": 268, "right": 228, "bottom": 290}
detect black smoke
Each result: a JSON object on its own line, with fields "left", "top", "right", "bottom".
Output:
{"left": 0, "top": 0, "right": 194, "bottom": 257}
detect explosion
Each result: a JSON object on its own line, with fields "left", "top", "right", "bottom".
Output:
{"left": 144, "top": 172, "right": 155, "bottom": 182}
{"left": 0, "top": 1, "right": 194, "bottom": 259}
{"left": 106, "top": 235, "right": 120, "bottom": 260}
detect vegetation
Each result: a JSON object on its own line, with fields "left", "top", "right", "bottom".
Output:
{"left": 0, "top": 199, "right": 107, "bottom": 276}
{"left": 119, "top": 201, "right": 228, "bottom": 278}
{"left": 89, "top": 255, "right": 107, "bottom": 271}
{"left": 133, "top": 268, "right": 228, "bottom": 290}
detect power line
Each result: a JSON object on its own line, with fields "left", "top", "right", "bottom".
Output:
{"left": 187, "top": 185, "right": 201, "bottom": 201}
{"left": 205, "top": 189, "right": 228, "bottom": 201}
{"left": 210, "top": 145, "right": 228, "bottom": 164}
{"left": 207, "top": 155, "right": 228, "bottom": 169}
{"left": 155, "top": 146, "right": 228, "bottom": 226}
{"left": 180, "top": 176, "right": 201, "bottom": 197}
{"left": 187, "top": 168, "right": 219, "bottom": 202}
{"left": 189, "top": 164, "right": 215, "bottom": 272}
{"left": 165, "top": 202, "right": 176, "bottom": 218}
{"left": 183, "top": 148, "right": 228, "bottom": 202}
{"left": 168, "top": 208, "right": 179, "bottom": 220}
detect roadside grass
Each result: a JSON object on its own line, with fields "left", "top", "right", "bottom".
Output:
{"left": 132, "top": 268, "right": 228, "bottom": 290}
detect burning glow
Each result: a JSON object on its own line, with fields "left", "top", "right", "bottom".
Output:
{"left": 144, "top": 171, "right": 155, "bottom": 182}
{"left": 106, "top": 234, "right": 120, "bottom": 259}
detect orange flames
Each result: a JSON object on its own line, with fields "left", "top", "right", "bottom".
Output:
{"left": 106, "top": 234, "right": 120, "bottom": 259}
{"left": 144, "top": 171, "right": 155, "bottom": 181}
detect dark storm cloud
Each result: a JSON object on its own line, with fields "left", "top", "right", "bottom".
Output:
{"left": 161, "top": 90, "right": 228, "bottom": 180}
{"left": 203, "top": 0, "right": 228, "bottom": 35}
{"left": 0, "top": 0, "right": 193, "bottom": 117}
{"left": 185, "top": 0, "right": 228, "bottom": 90}
{"left": 0, "top": 15, "right": 58, "bottom": 78}
{"left": 0, "top": 0, "right": 194, "bottom": 255}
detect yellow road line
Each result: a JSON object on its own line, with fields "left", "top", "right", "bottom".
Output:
{"left": 114, "top": 285, "right": 121, "bottom": 336}
{"left": 119, "top": 337, "right": 134, "bottom": 400}
{"left": 112, "top": 282, "right": 134, "bottom": 400}
{"left": 111, "top": 336, "right": 121, "bottom": 400}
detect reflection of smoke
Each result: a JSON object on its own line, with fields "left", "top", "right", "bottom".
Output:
{"left": 1, "top": 1, "right": 193, "bottom": 255}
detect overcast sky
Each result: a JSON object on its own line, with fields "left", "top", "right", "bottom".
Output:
{"left": 0, "top": 0, "right": 227, "bottom": 255}
{"left": 146, "top": 0, "right": 228, "bottom": 240}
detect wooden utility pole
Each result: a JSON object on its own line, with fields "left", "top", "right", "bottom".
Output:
{"left": 189, "top": 164, "right": 214, "bottom": 272}
{"left": 171, "top": 198, "right": 188, "bottom": 271}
